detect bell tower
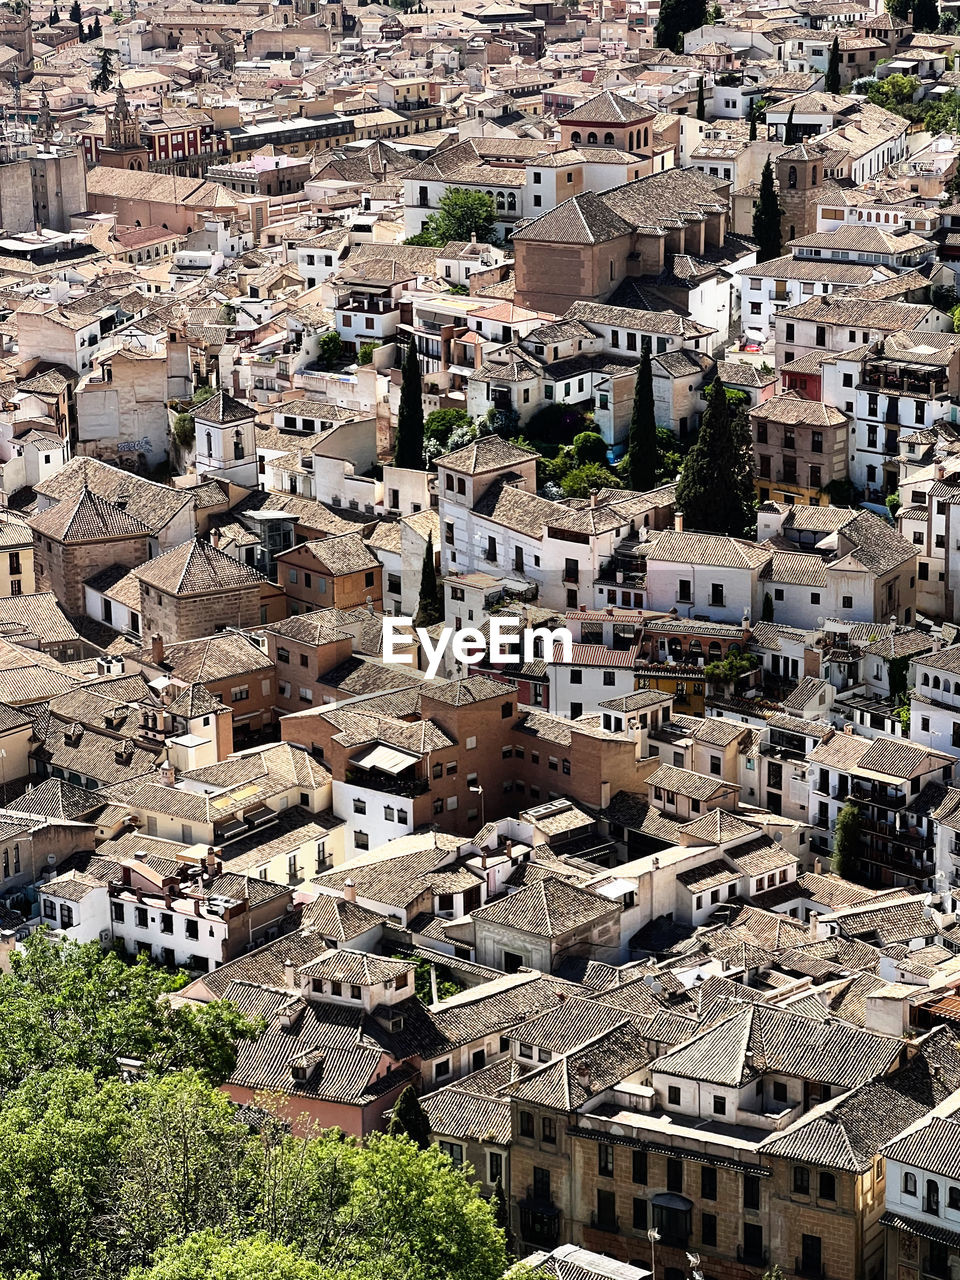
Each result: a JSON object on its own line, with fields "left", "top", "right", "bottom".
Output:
{"left": 100, "top": 82, "right": 150, "bottom": 170}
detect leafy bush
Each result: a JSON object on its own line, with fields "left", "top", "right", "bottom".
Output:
{"left": 357, "top": 342, "right": 379, "bottom": 365}
{"left": 172, "top": 414, "right": 195, "bottom": 447}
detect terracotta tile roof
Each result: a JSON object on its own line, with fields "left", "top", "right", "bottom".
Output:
{"left": 136, "top": 538, "right": 265, "bottom": 596}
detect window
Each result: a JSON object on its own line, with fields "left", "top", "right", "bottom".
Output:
{"left": 819, "top": 1172, "right": 835, "bottom": 1201}
{"left": 743, "top": 1175, "right": 760, "bottom": 1210}
{"left": 435, "top": 1058, "right": 452, "bottom": 1081}
{"left": 353, "top": 798, "right": 366, "bottom": 815}
{"left": 633, "top": 1198, "right": 648, "bottom": 1230}
{"left": 903, "top": 1172, "right": 918, "bottom": 1196}
{"left": 773, "top": 1080, "right": 787, "bottom": 1102}
{"left": 598, "top": 1144, "right": 615, "bottom": 1177}
{"left": 135, "top": 906, "right": 148, "bottom": 929}
{"left": 794, "top": 1166, "right": 810, "bottom": 1195}
{"left": 668, "top": 1085, "right": 681, "bottom": 1105}
{"left": 543, "top": 1116, "right": 557, "bottom": 1144}
{"left": 489, "top": 1152, "right": 503, "bottom": 1184}
{"left": 712, "top": 1095, "right": 726, "bottom": 1115}
{"left": 701, "top": 1165, "right": 717, "bottom": 1200}
{"left": 666, "top": 1158, "right": 683, "bottom": 1193}
{"left": 159, "top": 912, "right": 173, "bottom": 935}
{"left": 439, "top": 1141, "right": 463, "bottom": 1167}
{"left": 519, "top": 1110, "right": 534, "bottom": 1138}
{"left": 702, "top": 1212, "right": 717, "bottom": 1247}
{"left": 633, "top": 1150, "right": 648, "bottom": 1184}
{"left": 926, "top": 1180, "right": 940, "bottom": 1216}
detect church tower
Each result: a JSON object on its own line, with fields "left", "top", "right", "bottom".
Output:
{"left": 99, "top": 83, "right": 150, "bottom": 170}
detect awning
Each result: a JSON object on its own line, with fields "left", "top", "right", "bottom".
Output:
{"left": 352, "top": 743, "right": 420, "bottom": 775}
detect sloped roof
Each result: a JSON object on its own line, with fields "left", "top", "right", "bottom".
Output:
{"left": 135, "top": 538, "right": 265, "bottom": 596}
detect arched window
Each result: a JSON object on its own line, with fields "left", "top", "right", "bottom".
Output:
{"left": 788, "top": 165, "right": 798, "bottom": 188}
{"left": 811, "top": 165, "right": 817, "bottom": 185}
{"left": 604, "top": 131, "right": 615, "bottom": 145}
{"left": 507, "top": 192, "right": 516, "bottom": 211}
{"left": 587, "top": 131, "right": 598, "bottom": 144}
{"left": 708, "top": 641, "right": 722, "bottom": 659}
{"left": 644, "top": 127, "right": 649, "bottom": 146}
{"left": 205, "top": 431, "right": 212, "bottom": 456}
{"left": 926, "top": 1181, "right": 940, "bottom": 1216}
{"left": 903, "top": 1173, "right": 917, "bottom": 1196}
{"left": 689, "top": 639, "right": 702, "bottom": 654}
{"left": 495, "top": 192, "right": 505, "bottom": 210}
{"left": 934, "top": 676, "right": 941, "bottom": 690}
{"left": 571, "top": 130, "right": 581, "bottom": 143}
{"left": 945, "top": 681, "right": 952, "bottom": 694}
{"left": 628, "top": 130, "right": 634, "bottom": 150}
{"left": 922, "top": 673, "right": 930, "bottom": 686}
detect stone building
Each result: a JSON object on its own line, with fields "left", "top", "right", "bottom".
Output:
{"left": 135, "top": 537, "right": 267, "bottom": 643}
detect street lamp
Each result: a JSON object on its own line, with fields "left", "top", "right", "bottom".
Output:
{"left": 469, "top": 781, "right": 485, "bottom": 828}
{"left": 648, "top": 1227, "right": 661, "bottom": 1280}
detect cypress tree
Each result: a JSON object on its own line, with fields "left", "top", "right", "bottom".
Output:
{"left": 627, "top": 347, "right": 659, "bottom": 492}
{"left": 387, "top": 1085, "right": 432, "bottom": 1149}
{"left": 68, "top": 0, "right": 81, "bottom": 23}
{"left": 491, "top": 1176, "right": 513, "bottom": 1254}
{"left": 675, "top": 376, "right": 748, "bottom": 536}
{"left": 92, "top": 12, "right": 101, "bottom": 35}
{"left": 833, "top": 802, "right": 862, "bottom": 881}
{"left": 50, "top": 4, "right": 60, "bottom": 22}
{"left": 413, "top": 530, "right": 442, "bottom": 629}
{"left": 394, "top": 337, "right": 425, "bottom": 470}
{"left": 696, "top": 76, "right": 706, "bottom": 120}
{"left": 784, "top": 103, "right": 795, "bottom": 143}
{"left": 762, "top": 591, "right": 774, "bottom": 622}
{"left": 913, "top": 0, "right": 939, "bottom": 31}
{"left": 753, "top": 157, "right": 782, "bottom": 263}
{"left": 748, "top": 102, "right": 757, "bottom": 140}
{"left": 825, "top": 35, "right": 841, "bottom": 93}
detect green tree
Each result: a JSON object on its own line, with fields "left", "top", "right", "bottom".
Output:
{"left": 0, "top": 933, "right": 260, "bottom": 1097}
{"left": 413, "top": 532, "right": 442, "bottom": 630}
{"left": 50, "top": 4, "right": 60, "bottom": 20}
{"left": 627, "top": 347, "right": 658, "bottom": 491}
{"left": 761, "top": 591, "right": 774, "bottom": 622}
{"left": 407, "top": 188, "right": 497, "bottom": 247}
{"left": 387, "top": 1085, "right": 433, "bottom": 1149}
{"left": 753, "top": 157, "right": 782, "bottom": 263}
{"left": 748, "top": 103, "right": 758, "bottom": 140}
{"left": 696, "top": 76, "right": 706, "bottom": 120}
{"left": 571, "top": 430, "right": 608, "bottom": 466}
{"left": 317, "top": 330, "right": 342, "bottom": 369}
{"left": 561, "top": 462, "right": 623, "bottom": 498}
{"left": 913, "top": 0, "right": 939, "bottom": 31}
{"left": 825, "top": 35, "right": 841, "bottom": 93}
{"left": 833, "top": 802, "right": 862, "bottom": 881}
{"left": 394, "top": 338, "right": 425, "bottom": 470}
{"left": 357, "top": 341, "right": 378, "bottom": 365}
{"left": 90, "top": 47, "right": 115, "bottom": 92}
{"left": 866, "top": 72, "right": 920, "bottom": 113}
{"left": 886, "top": 0, "right": 911, "bottom": 16}
{"left": 173, "top": 413, "right": 195, "bottom": 447}
{"left": 92, "top": 11, "right": 101, "bottom": 34}
{"left": 655, "top": 0, "right": 706, "bottom": 55}
{"left": 68, "top": 0, "right": 81, "bottom": 19}
{"left": 127, "top": 1232, "right": 323, "bottom": 1280}
{"left": 490, "top": 1176, "right": 512, "bottom": 1256}
{"left": 784, "top": 103, "right": 795, "bottom": 142}
{"left": 424, "top": 407, "right": 472, "bottom": 444}
{"left": 676, "top": 376, "right": 750, "bottom": 536}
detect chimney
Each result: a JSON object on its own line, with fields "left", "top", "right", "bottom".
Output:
{"left": 343, "top": 877, "right": 357, "bottom": 903}
{"left": 938, "top": 464, "right": 946, "bottom": 480}
{"left": 470, "top": 231, "right": 477, "bottom": 244}
{"left": 151, "top": 633, "right": 164, "bottom": 665}
{"left": 843, "top": 723, "right": 853, "bottom": 734}
{"left": 675, "top": 512, "right": 684, "bottom": 532}
{"left": 159, "top": 760, "right": 176, "bottom": 786}
{"left": 575, "top": 1062, "right": 591, "bottom": 1088}
{"left": 210, "top": 528, "right": 220, "bottom": 549}
{"left": 205, "top": 846, "right": 217, "bottom": 873}
{"left": 283, "top": 958, "right": 297, "bottom": 990}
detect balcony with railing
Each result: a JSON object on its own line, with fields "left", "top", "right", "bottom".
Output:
{"left": 345, "top": 767, "right": 430, "bottom": 798}
{"left": 519, "top": 1189, "right": 561, "bottom": 1246}
{"left": 850, "top": 781, "right": 907, "bottom": 809}
{"left": 861, "top": 363, "right": 948, "bottom": 398}
{"left": 795, "top": 1258, "right": 826, "bottom": 1279}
